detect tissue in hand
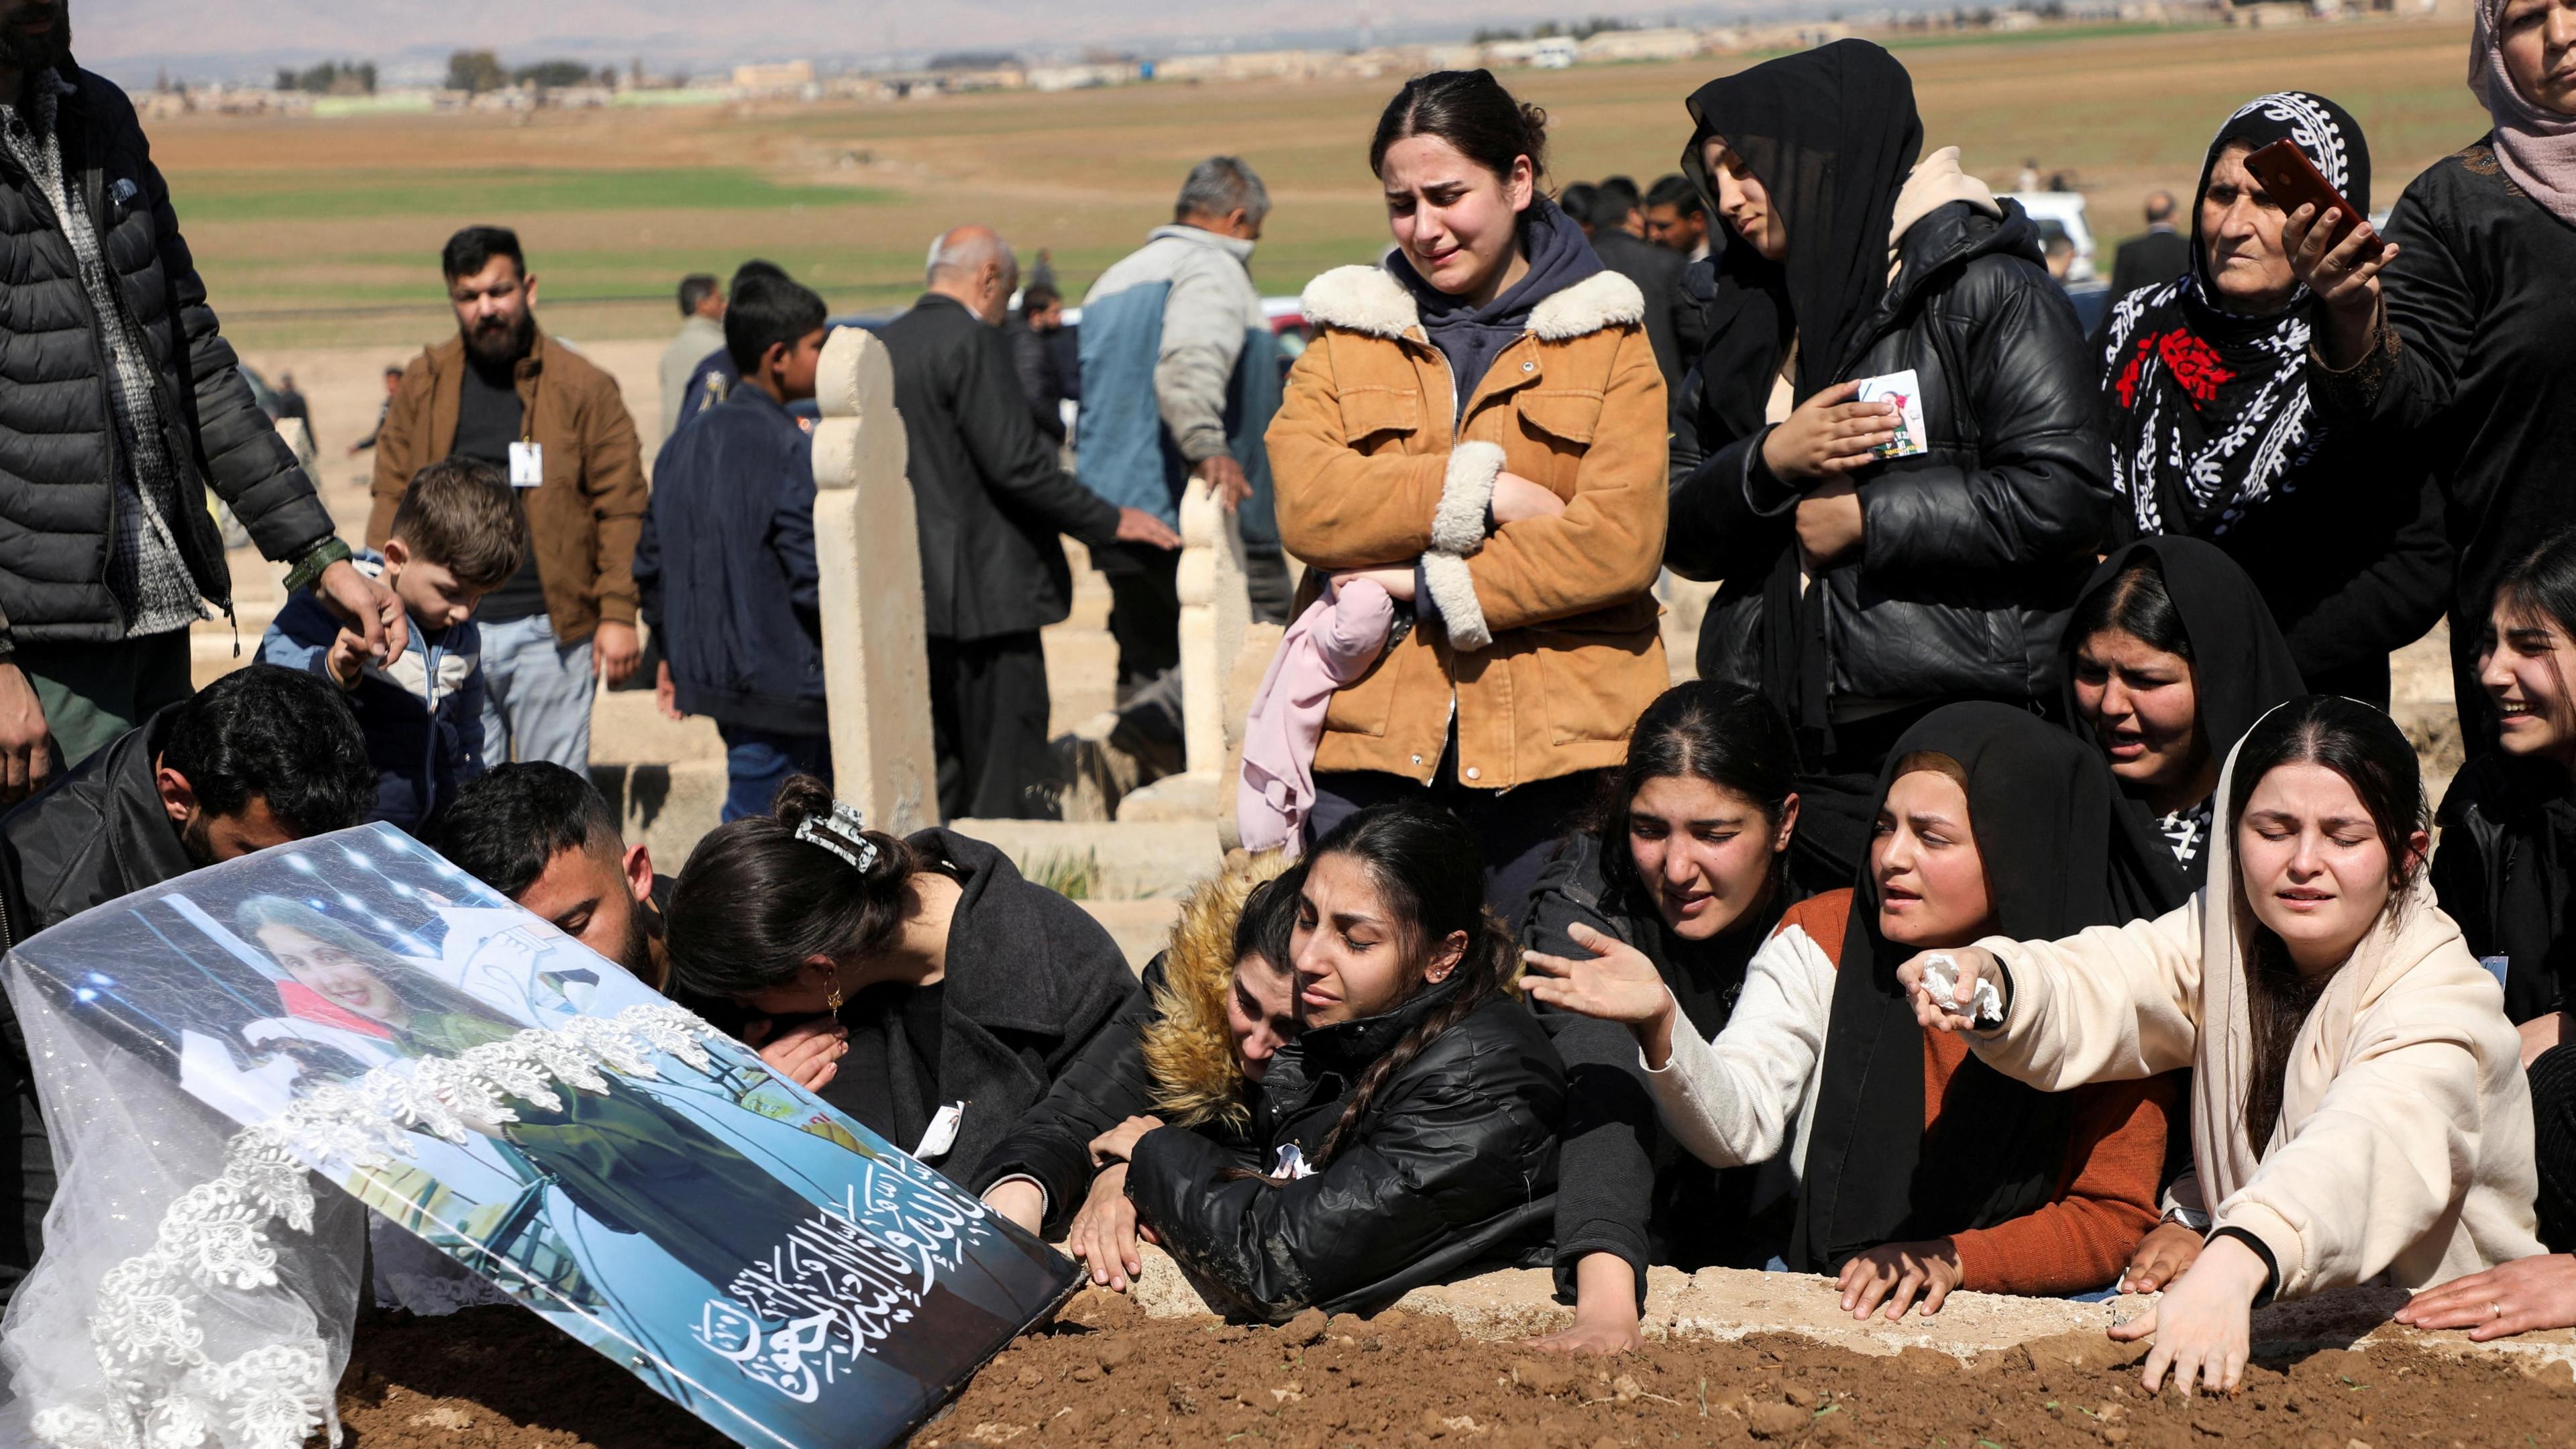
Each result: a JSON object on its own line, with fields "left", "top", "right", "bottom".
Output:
{"left": 1919, "top": 953, "right": 2002, "bottom": 1026}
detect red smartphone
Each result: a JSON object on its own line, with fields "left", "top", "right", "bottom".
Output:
{"left": 2243, "top": 139, "right": 2385, "bottom": 258}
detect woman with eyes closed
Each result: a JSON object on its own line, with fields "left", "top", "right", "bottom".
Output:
{"left": 1909, "top": 696, "right": 2540, "bottom": 1396}
{"left": 1662, "top": 41, "right": 2111, "bottom": 892}
{"left": 2062, "top": 538, "right": 2305, "bottom": 1299}
{"left": 1263, "top": 68, "right": 1669, "bottom": 920}
{"left": 1513, "top": 682, "right": 1805, "bottom": 1354}
{"left": 1525, "top": 703, "right": 2173, "bottom": 1325}
{"left": 1114, "top": 800, "right": 1566, "bottom": 1322}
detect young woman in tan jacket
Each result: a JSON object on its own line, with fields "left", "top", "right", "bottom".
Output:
{"left": 1264, "top": 69, "right": 1668, "bottom": 918}
{"left": 1903, "top": 696, "right": 2542, "bottom": 1397}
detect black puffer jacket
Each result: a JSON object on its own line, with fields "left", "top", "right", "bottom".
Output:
{"left": 1669, "top": 201, "right": 2110, "bottom": 706}
{"left": 1124, "top": 977, "right": 1564, "bottom": 1322}
{"left": 0, "top": 68, "right": 333, "bottom": 642}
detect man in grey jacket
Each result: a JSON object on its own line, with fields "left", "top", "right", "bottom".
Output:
{"left": 655, "top": 272, "right": 724, "bottom": 443}
{"left": 1075, "top": 158, "right": 1293, "bottom": 752}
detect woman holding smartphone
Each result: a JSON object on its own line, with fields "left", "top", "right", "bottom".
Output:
{"left": 1664, "top": 40, "right": 2112, "bottom": 890}
{"left": 2095, "top": 93, "right": 2448, "bottom": 707}
{"left": 2289, "top": 0, "right": 2576, "bottom": 745}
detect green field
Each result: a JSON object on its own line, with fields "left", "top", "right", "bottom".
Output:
{"left": 152, "top": 16, "right": 2489, "bottom": 350}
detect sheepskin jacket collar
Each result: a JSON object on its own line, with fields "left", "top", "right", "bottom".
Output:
{"left": 1300, "top": 258, "right": 1645, "bottom": 351}
{"left": 1141, "top": 862, "right": 1283, "bottom": 1132}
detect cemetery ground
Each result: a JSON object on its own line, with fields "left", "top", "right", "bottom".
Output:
{"left": 333, "top": 1261, "right": 2576, "bottom": 1448}
{"left": 176, "top": 18, "right": 2504, "bottom": 1444}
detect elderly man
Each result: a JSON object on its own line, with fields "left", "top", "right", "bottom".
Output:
{"left": 369, "top": 226, "right": 648, "bottom": 773}
{"left": 2110, "top": 191, "right": 2192, "bottom": 301}
{"left": 880, "top": 227, "right": 1177, "bottom": 820}
{"left": 0, "top": 0, "right": 402, "bottom": 800}
{"left": 1077, "top": 158, "right": 1293, "bottom": 762}
{"left": 656, "top": 272, "right": 724, "bottom": 442}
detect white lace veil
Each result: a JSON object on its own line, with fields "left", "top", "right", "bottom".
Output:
{"left": 0, "top": 964, "right": 368, "bottom": 1449}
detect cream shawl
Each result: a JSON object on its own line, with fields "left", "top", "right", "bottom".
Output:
{"left": 1970, "top": 733, "right": 2541, "bottom": 1299}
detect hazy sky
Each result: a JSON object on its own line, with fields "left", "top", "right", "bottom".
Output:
{"left": 85, "top": 0, "right": 1747, "bottom": 83}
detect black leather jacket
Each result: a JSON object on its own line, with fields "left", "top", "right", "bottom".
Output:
{"left": 1669, "top": 201, "right": 2112, "bottom": 708}
{"left": 1124, "top": 978, "right": 1564, "bottom": 1321}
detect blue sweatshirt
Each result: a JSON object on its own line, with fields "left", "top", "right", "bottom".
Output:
{"left": 260, "top": 551, "right": 486, "bottom": 832}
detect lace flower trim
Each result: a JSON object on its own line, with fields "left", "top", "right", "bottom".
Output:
{"left": 31, "top": 1003, "right": 720, "bottom": 1449}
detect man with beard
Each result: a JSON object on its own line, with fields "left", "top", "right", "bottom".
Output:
{"left": 430, "top": 762, "right": 673, "bottom": 992}
{"left": 0, "top": 662, "right": 375, "bottom": 1303}
{"left": 0, "top": 0, "right": 405, "bottom": 803}
{"left": 368, "top": 226, "right": 647, "bottom": 775}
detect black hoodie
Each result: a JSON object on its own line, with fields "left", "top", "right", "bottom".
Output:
{"left": 1391, "top": 196, "right": 1603, "bottom": 420}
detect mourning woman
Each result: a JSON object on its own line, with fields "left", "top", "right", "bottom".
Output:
{"left": 2095, "top": 93, "right": 2447, "bottom": 708}
{"left": 2430, "top": 528, "right": 2576, "bottom": 1256}
{"left": 974, "top": 857, "right": 1305, "bottom": 1292}
{"left": 1517, "top": 682, "right": 1806, "bottom": 1353}
{"left": 2064, "top": 537, "right": 2305, "bottom": 914}
{"left": 2289, "top": 0, "right": 2576, "bottom": 741}
{"left": 1114, "top": 800, "right": 1565, "bottom": 1320}
{"left": 1912, "top": 697, "right": 2540, "bottom": 1393}
{"left": 1525, "top": 705, "right": 2172, "bottom": 1319}
{"left": 1265, "top": 70, "right": 1670, "bottom": 916}
{"left": 1664, "top": 40, "right": 2112, "bottom": 889}
{"left": 663, "top": 776, "right": 1142, "bottom": 1187}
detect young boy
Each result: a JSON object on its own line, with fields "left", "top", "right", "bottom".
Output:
{"left": 635, "top": 272, "right": 830, "bottom": 822}
{"left": 262, "top": 458, "right": 529, "bottom": 832}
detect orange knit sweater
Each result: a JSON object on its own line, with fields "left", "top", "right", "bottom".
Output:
{"left": 1787, "top": 892, "right": 2173, "bottom": 1295}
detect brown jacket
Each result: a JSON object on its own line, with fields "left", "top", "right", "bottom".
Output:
{"left": 1267, "top": 264, "right": 1668, "bottom": 789}
{"left": 366, "top": 327, "right": 646, "bottom": 642}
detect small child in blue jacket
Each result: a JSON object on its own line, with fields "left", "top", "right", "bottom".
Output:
{"left": 263, "top": 458, "right": 529, "bottom": 832}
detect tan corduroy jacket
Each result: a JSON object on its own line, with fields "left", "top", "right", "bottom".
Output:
{"left": 1267, "top": 264, "right": 1668, "bottom": 790}
{"left": 366, "top": 326, "right": 647, "bottom": 644}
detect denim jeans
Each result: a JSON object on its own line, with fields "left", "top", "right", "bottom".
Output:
{"left": 718, "top": 722, "right": 832, "bottom": 822}
{"left": 476, "top": 612, "right": 595, "bottom": 770}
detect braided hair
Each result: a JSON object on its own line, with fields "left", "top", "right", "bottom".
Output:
{"left": 663, "top": 775, "right": 924, "bottom": 999}
{"left": 1300, "top": 800, "right": 1518, "bottom": 1172}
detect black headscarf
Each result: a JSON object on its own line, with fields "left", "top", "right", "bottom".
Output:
{"left": 1790, "top": 703, "right": 2130, "bottom": 1273}
{"left": 2061, "top": 537, "right": 2306, "bottom": 916}
{"left": 1680, "top": 41, "right": 1925, "bottom": 749}
{"left": 1683, "top": 40, "right": 1925, "bottom": 437}
{"left": 2098, "top": 92, "right": 2371, "bottom": 541}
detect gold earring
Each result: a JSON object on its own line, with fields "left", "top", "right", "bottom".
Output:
{"left": 826, "top": 967, "right": 845, "bottom": 1013}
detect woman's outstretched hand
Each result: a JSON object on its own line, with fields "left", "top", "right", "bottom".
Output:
{"left": 1521, "top": 922, "right": 1680, "bottom": 1066}
{"left": 2110, "top": 1232, "right": 2270, "bottom": 1396}
{"left": 1837, "top": 1238, "right": 1963, "bottom": 1320}
{"left": 1896, "top": 946, "right": 2004, "bottom": 1034}
{"left": 1760, "top": 379, "right": 1898, "bottom": 483}
{"left": 2120, "top": 1221, "right": 2205, "bottom": 1295}
{"left": 2396, "top": 1254, "right": 2576, "bottom": 1340}
{"left": 2282, "top": 202, "right": 2397, "bottom": 370}
{"left": 1066, "top": 1164, "right": 1146, "bottom": 1292}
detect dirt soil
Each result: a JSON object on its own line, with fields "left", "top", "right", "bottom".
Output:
{"left": 337, "top": 1291, "right": 2576, "bottom": 1449}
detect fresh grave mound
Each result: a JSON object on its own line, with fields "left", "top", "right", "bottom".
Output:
{"left": 337, "top": 1305, "right": 733, "bottom": 1449}
{"left": 925, "top": 1291, "right": 2576, "bottom": 1449}
{"left": 332, "top": 1292, "right": 2576, "bottom": 1448}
